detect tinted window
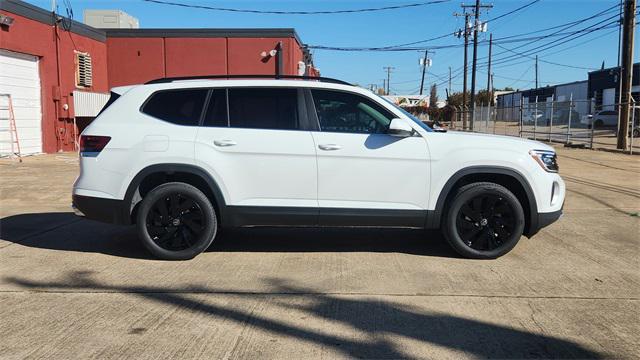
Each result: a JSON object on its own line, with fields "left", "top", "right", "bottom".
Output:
{"left": 142, "top": 89, "right": 208, "bottom": 126}
{"left": 311, "top": 89, "right": 394, "bottom": 134}
{"left": 227, "top": 88, "right": 299, "bottom": 130}
{"left": 202, "top": 89, "right": 229, "bottom": 127}
{"left": 601, "top": 111, "right": 617, "bottom": 115}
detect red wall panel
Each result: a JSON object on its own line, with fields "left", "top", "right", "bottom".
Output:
{"left": 227, "top": 38, "right": 290, "bottom": 75}
{"left": 106, "top": 37, "right": 165, "bottom": 87}
{"left": 164, "top": 37, "right": 226, "bottom": 77}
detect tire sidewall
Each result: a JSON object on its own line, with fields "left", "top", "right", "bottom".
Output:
{"left": 444, "top": 183, "right": 525, "bottom": 259}
{"left": 136, "top": 182, "right": 217, "bottom": 260}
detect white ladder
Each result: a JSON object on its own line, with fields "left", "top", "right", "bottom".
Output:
{"left": 0, "top": 94, "right": 22, "bottom": 162}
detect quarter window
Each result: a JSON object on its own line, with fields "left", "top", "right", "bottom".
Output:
{"left": 227, "top": 88, "right": 299, "bottom": 130}
{"left": 142, "top": 89, "right": 208, "bottom": 126}
{"left": 311, "top": 90, "right": 394, "bottom": 134}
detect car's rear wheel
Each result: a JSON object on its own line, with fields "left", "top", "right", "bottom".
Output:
{"left": 442, "top": 182, "right": 525, "bottom": 259}
{"left": 594, "top": 119, "right": 603, "bottom": 128}
{"left": 136, "top": 182, "right": 217, "bottom": 260}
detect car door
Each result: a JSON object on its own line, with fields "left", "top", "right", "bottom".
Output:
{"left": 308, "top": 89, "right": 430, "bottom": 227}
{"left": 195, "top": 87, "right": 318, "bottom": 225}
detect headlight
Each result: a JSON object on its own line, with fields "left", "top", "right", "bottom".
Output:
{"left": 529, "top": 150, "right": 559, "bottom": 172}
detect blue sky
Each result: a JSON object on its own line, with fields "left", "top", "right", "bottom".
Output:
{"left": 29, "top": 0, "right": 637, "bottom": 96}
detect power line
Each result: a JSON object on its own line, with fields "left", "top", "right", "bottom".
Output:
{"left": 493, "top": 43, "right": 598, "bottom": 70}
{"left": 484, "top": 0, "right": 540, "bottom": 23}
{"left": 142, "top": 0, "right": 450, "bottom": 15}
{"left": 309, "top": 0, "right": 540, "bottom": 50}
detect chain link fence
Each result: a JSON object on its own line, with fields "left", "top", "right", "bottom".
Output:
{"left": 445, "top": 99, "right": 639, "bottom": 154}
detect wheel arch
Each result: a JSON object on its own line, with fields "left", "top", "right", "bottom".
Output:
{"left": 123, "top": 164, "right": 227, "bottom": 225}
{"left": 429, "top": 166, "right": 539, "bottom": 237}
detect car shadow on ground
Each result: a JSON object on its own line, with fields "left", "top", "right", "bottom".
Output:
{"left": 0, "top": 212, "right": 459, "bottom": 259}
{"left": 4, "top": 271, "right": 604, "bottom": 359}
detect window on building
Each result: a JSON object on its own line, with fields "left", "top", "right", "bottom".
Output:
{"left": 202, "top": 89, "right": 229, "bottom": 127}
{"left": 75, "top": 52, "right": 93, "bottom": 88}
{"left": 227, "top": 88, "right": 299, "bottom": 130}
{"left": 311, "top": 89, "right": 394, "bottom": 134}
{"left": 142, "top": 89, "right": 208, "bottom": 126}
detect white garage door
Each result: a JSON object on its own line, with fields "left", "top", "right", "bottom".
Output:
{"left": 0, "top": 49, "right": 43, "bottom": 155}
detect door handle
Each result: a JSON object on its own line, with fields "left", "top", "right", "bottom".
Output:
{"left": 213, "top": 139, "right": 237, "bottom": 147}
{"left": 318, "top": 144, "right": 342, "bottom": 151}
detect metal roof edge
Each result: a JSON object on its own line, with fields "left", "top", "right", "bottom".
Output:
{"left": 104, "top": 28, "right": 302, "bottom": 43}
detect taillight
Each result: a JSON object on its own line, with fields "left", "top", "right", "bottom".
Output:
{"left": 80, "top": 135, "right": 111, "bottom": 157}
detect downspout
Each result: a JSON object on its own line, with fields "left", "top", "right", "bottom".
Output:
{"left": 53, "top": 11, "right": 63, "bottom": 152}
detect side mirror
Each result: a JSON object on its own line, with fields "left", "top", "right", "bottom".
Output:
{"left": 388, "top": 118, "right": 414, "bottom": 137}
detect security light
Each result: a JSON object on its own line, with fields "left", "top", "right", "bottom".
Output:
{"left": 0, "top": 14, "right": 15, "bottom": 27}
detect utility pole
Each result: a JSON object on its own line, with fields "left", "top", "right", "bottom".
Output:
{"left": 419, "top": 49, "right": 430, "bottom": 95}
{"left": 486, "top": 33, "right": 492, "bottom": 105}
{"left": 383, "top": 66, "right": 394, "bottom": 95}
{"left": 464, "top": 0, "right": 492, "bottom": 130}
{"left": 448, "top": 66, "right": 452, "bottom": 97}
{"left": 618, "top": 0, "right": 636, "bottom": 150}
{"left": 454, "top": 12, "right": 471, "bottom": 129}
{"left": 535, "top": 55, "right": 539, "bottom": 89}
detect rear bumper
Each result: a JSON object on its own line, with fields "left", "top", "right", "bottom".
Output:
{"left": 72, "top": 194, "right": 130, "bottom": 225}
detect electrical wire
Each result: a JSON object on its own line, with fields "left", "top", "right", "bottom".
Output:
{"left": 142, "top": 0, "right": 450, "bottom": 15}
{"left": 309, "top": 0, "right": 541, "bottom": 50}
{"left": 484, "top": 0, "right": 541, "bottom": 23}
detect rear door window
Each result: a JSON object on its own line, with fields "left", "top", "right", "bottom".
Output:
{"left": 142, "top": 89, "right": 208, "bottom": 126}
{"left": 227, "top": 88, "right": 299, "bottom": 130}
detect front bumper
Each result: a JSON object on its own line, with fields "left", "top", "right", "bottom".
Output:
{"left": 538, "top": 209, "right": 563, "bottom": 230}
{"left": 72, "top": 194, "right": 130, "bottom": 225}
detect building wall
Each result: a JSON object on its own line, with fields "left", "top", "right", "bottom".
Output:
{"left": 555, "top": 81, "right": 589, "bottom": 116}
{"left": 107, "top": 35, "right": 307, "bottom": 87}
{"left": 0, "top": 7, "right": 108, "bottom": 153}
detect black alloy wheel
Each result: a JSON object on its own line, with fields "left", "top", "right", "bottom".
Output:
{"left": 456, "top": 193, "right": 516, "bottom": 251}
{"left": 442, "top": 182, "right": 525, "bottom": 259}
{"left": 137, "top": 182, "right": 217, "bottom": 260}
{"left": 146, "top": 193, "right": 204, "bottom": 251}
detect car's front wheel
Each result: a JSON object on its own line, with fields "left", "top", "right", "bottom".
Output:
{"left": 442, "top": 182, "right": 525, "bottom": 259}
{"left": 136, "top": 182, "right": 217, "bottom": 260}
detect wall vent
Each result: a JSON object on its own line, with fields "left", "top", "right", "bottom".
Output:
{"left": 75, "top": 52, "right": 93, "bottom": 88}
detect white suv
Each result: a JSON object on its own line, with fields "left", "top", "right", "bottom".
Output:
{"left": 72, "top": 75, "right": 565, "bottom": 260}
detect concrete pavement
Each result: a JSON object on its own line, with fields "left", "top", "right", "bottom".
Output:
{"left": 0, "top": 146, "right": 638, "bottom": 359}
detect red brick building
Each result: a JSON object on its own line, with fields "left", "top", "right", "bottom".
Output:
{"left": 0, "top": 0, "right": 317, "bottom": 154}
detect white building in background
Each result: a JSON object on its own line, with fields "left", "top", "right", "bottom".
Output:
{"left": 383, "top": 95, "right": 429, "bottom": 107}
{"left": 84, "top": 10, "right": 139, "bottom": 29}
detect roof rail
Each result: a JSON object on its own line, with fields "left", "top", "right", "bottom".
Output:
{"left": 145, "top": 74, "right": 351, "bottom": 86}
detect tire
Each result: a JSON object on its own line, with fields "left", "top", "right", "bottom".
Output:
{"left": 594, "top": 120, "right": 603, "bottom": 129}
{"left": 136, "top": 182, "right": 217, "bottom": 260}
{"left": 633, "top": 128, "right": 640, "bottom": 138}
{"left": 442, "top": 182, "right": 525, "bottom": 259}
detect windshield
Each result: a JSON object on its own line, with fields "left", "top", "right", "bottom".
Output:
{"left": 376, "top": 94, "right": 433, "bottom": 132}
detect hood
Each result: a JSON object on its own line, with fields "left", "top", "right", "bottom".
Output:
{"left": 443, "top": 130, "right": 555, "bottom": 152}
